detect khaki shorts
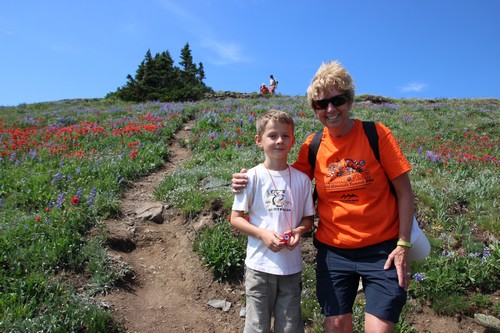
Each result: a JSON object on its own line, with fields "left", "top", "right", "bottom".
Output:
{"left": 244, "top": 267, "right": 304, "bottom": 333}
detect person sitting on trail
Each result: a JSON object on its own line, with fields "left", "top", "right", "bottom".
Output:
{"left": 260, "top": 83, "right": 270, "bottom": 95}
{"left": 269, "top": 75, "right": 278, "bottom": 94}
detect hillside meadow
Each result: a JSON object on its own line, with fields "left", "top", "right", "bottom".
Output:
{"left": 0, "top": 95, "right": 498, "bottom": 332}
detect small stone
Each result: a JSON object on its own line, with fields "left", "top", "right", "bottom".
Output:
{"left": 474, "top": 313, "right": 500, "bottom": 330}
{"left": 207, "top": 299, "right": 231, "bottom": 312}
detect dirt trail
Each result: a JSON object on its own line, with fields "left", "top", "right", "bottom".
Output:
{"left": 101, "top": 123, "right": 244, "bottom": 333}
{"left": 99, "top": 122, "right": 491, "bottom": 333}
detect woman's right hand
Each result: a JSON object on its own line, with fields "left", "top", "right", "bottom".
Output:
{"left": 231, "top": 168, "right": 248, "bottom": 193}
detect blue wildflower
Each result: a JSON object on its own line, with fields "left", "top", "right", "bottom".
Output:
{"left": 55, "top": 193, "right": 64, "bottom": 208}
{"left": 482, "top": 246, "right": 491, "bottom": 259}
{"left": 412, "top": 272, "right": 426, "bottom": 282}
{"left": 426, "top": 150, "right": 440, "bottom": 163}
{"left": 86, "top": 187, "right": 97, "bottom": 206}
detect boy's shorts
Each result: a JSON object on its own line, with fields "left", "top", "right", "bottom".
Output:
{"left": 315, "top": 239, "right": 407, "bottom": 323}
{"left": 244, "top": 267, "right": 304, "bottom": 333}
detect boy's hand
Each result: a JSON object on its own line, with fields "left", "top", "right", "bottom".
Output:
{"left": 260, "top": 229, "right": 286, "bottom": 252}
{"left": 285, "top": 229, "right": 301, "bottom": 250}
{"left": 232, "top": 169, "right": 248, "bottom": 193}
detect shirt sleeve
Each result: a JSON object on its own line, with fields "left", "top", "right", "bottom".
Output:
{"left": 231, "top": 169, "right": 255, "bottom": 212}
{"left": 291, "top": 133, "right": 316, "bottom": 179}
{"left": 377, "top": 123, "right": 412, "bottom": 180}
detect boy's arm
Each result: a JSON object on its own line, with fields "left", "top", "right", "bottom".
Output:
{"left": 230, "top": 210, "right": 285, "bottom": 252}
{"left": 286, "top": 215, "right": 314, "bottom": 249}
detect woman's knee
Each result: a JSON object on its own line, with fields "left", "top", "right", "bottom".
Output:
{"left": 324, "top": 314, "right": 352, "bottom": 333}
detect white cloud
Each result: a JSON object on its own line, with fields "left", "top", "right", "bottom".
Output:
{"left": 0, "top": 28, "right": 14, "bottom": 35}
{"left": 201, "top": 38, "right": 252, "bottom": 65}
{"left": 156, "top": 0, "right": 251, "bottom": 65}
{"left": 156, "top": 0, "right": 197, "bottom": 23}
{"left": 49, "top": 43, "right": 79, "bottom": 54}
{"left": 400, "top": 82, "right": 427, "bottom": 92}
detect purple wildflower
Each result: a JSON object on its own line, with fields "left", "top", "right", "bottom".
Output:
{"left": 426, "top": 150, "right": 440, "bottom": 163}
{"left": 75, "top": 188, "right": 83, "bottom": 199}
{"left": 402, "top": 114, "right": 413, "bottom": 123}
{"left": 86, "top": 187, "right": 97, "bottom": 206}
{"left": 55, "top": 193, "right": 64, "bottom": 208}
{"left": 482, "top": 246, "right": 491, "bottom": 259}
{"left": 412, "top": 272, "right": 426, "bottom": 282}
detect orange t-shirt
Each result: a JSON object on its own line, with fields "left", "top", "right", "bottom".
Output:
{"left": 292, "top": 120, "right": 412, "bottom": 249}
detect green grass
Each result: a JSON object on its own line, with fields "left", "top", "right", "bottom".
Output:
{"left": 1, "top": 95, "right": 498, "bottom": 331}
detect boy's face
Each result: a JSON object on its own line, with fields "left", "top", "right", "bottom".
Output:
{"left": 255, "top": 121, "right": 295, "bottom": 159}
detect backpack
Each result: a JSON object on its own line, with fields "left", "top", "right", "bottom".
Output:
{"left": 307, "top": 121, "right": 396, "bottom": 202}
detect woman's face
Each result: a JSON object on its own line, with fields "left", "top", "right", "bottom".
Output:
{"left": 313, "top": 87, "right": 352, "bottom": 134}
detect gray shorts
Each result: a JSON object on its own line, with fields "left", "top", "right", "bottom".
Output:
{"left": 244, "top": 267, "right": 304, "bottom": 333}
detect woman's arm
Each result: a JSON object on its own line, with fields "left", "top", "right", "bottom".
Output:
{"left": 384, "top": 172, "right": 414, "bottom": 289}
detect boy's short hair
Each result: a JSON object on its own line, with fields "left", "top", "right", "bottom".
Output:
{"left": 306, "top": 60, "right": 355, "bottom": 110}
{"left": 256, "top": 109, "right": 294, "bottom": 136}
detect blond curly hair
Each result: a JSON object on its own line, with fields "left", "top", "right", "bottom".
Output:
{"left": 306, "top": 60, "right": 355, "bottom": 110}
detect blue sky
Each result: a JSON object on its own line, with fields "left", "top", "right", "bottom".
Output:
{"left": 1, "top": 0, "right": 499, "bottom": 106}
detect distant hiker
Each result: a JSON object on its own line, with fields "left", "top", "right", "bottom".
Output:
{"left": 260, "top": 83, "right": 269, "bottom": 95}
{"left": 269, "top": 74, "right": 278, "bottom": 94}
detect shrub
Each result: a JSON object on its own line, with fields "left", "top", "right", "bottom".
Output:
{"left": 193, "top": 218, "right": 246, "bottom": 280}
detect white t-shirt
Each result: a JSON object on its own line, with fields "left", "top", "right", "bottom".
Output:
{"left": 232, "top": 164, "right": 315, "bottom": 275}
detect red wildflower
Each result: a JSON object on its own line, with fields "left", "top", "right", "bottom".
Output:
{"left": 35, "top": 216, "right": 41, "bottom": 222}
{"left": 70, "top": 196, "right": 79, "bottom": 206}
{"left": 128, "top": 141, "right": 140, "bottom": 149}
{"left": 130, "top": 150, "right": 138, "bottom": 159}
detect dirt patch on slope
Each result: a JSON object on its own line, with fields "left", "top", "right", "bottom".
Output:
{"left": 100, "top": 123, "right": 244, "bottom": 333}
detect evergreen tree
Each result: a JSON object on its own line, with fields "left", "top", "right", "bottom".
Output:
{"left": 109, "top": 43, "right": 211, "bottom": 102}
{"left": 179, "top": 43, "right": 197, "bottom": 82}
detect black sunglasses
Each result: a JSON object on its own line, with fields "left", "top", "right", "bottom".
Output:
{"left": 312, "top": 93, "right": 349, "bottom": 110}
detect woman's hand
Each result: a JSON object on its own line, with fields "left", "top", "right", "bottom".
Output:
{"left": 384, "top": 245, "right": 411, "bottom": 289}
{"left": 232, "top": 168, "right": 248, "bottom": 193}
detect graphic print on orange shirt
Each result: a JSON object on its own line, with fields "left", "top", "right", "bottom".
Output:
{"left": 322, "top": 157, "right": 375, "bottom": 202}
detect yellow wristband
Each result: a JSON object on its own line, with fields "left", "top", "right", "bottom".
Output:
{"left": 397, "top": 240, "right": 412, "bottom": 248}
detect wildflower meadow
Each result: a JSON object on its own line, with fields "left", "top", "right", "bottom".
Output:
{"left": 1, "top": 95, "right": 498, "bottom": 332}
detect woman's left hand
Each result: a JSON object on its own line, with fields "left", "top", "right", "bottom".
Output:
{"left": 384, "top": 246, "right": 411, "bottom": 289}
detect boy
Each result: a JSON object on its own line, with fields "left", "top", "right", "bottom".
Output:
{"left": 230, "top": 109, "right": 315, "bottom": 333}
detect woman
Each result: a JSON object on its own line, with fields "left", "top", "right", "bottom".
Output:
{"left": 233, "top": 60, "right": 414, "bottom": 333}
